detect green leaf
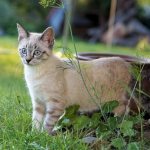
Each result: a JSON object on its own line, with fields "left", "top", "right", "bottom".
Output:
{"left": 64, "top": 105, "right": 80, "bottom": 119}
{"left": 39, "top": 0, "right": 63, "bottom": 8}
{"left": 127, "top": 142, "right": 140, "bottom": 150}
{"left": 119, "top": 120, "right": 135, "bottom": 137}
{"left": 102, "top": 100, "right": 119, "bottom": 113}
{"left": 96, "top": 123, "right": 109, "bottom": 137}
{"left": 111, "top": 138, "right": 126, "bottom": 149}
{"left": 57, "top": 105, "right": 80, "bottom": 129}
{"left": 59, "top": 105, "right": 79, "bottom": 121}
{"left": 74, "top": 115, "right": 91, "bottom": 130}
{"left": 122, "top": 120, "right": 133, "bottom": 128}
{"left": 90, "top": 113, "right": 101, "bottom": 128}
{"left": 98, "top": 131, "right": 112, "bottom": 140}
{"left": 39, "top": 0, "right": 57, "bottom": 8}
{"left": 128, "top": 115, "right": 142, "bottom": 124}
{"left": 61, "top": 118, "right": 71, "bottom": 126}
{"left": 107, "top": 117, "right": 118, "bottom": 130}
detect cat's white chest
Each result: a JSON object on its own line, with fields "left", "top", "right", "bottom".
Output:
{"left": 24, "top": 64, "right": 64, "bottom": 102}
{"left": 25, "top": 70, "right": 48, "bottom": 100}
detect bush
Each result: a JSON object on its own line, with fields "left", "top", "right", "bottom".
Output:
{"left": 0, "top": 0, "right": 49, "bottom": 35}
{"left": 0, "top": 1, "right": 15, "bottom": 30}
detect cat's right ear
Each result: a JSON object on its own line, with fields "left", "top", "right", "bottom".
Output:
{"left": 17, "top": 23, "right": 29, "bottom": 41}
{"left": 40, "top": 27, "right": 54, "bottom": 49}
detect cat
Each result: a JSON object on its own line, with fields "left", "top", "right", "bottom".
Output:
{"left": 17, "top": 23, "right": 131, "bottom": 134}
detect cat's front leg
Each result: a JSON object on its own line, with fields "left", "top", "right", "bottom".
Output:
{"left": 44, "top": 98, "right": 65, "bottom": 134}
{"left": 32, "top": 101, "right": 45, "bottom": 131}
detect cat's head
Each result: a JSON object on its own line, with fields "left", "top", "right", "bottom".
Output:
{"left": 17, "top": 23, "right": 55, "bottom": 66}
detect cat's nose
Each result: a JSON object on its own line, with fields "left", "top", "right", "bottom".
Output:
{"left": 26, "top": 59, "right": 32, "bottom": 63}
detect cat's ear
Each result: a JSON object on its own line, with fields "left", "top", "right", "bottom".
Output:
{"left": 17, "top": 23, "right": 29, "bottom": 41}
{"left": 40, "top": 27, "right": 54, "bottom": 48}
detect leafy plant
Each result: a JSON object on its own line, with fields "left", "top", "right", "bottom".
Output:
{"left": 119, "top": 120, "right": 135, "bottom": 137}
{"left": 55, "top": 100, "right": 144, "bottom": 149}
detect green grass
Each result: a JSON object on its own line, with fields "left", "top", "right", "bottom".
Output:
{"left": 0, "top": 36, "right": 150, "bottom": 149}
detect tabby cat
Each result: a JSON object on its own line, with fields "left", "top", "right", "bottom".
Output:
{"left": 17, "top": 23, "right": 131, "bottom": 134}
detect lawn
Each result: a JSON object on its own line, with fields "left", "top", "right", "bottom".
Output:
{"left": 0, "top": 36, "right": 150, "bottom": 149}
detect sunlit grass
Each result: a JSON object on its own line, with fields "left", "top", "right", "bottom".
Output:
{"left": 0, "top": 36, "right": 18, "bottom": 53}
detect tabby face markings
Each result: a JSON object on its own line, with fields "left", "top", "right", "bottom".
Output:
{"left": 19, "top": 44, "right": 47, "bottom": 65}
{"left": 17, "top": 23, "right": 54, "bottom": 66}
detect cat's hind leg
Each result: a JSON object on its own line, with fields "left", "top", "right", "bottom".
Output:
{"left": 113, "top": 104, "right": 126, "bottom": 116}
{"left": 44, "top": 98, "right": 65, "bottom": 134}
{"left": 32, "top": 101, "right": 45, "bottom": 131}
{"left": 113, "top": 99, "right": 130, "bottom": 116}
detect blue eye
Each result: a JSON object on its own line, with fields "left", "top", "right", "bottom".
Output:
{"left": 34, "top": 50, "right": 41, "bottom": 56}
{"left": 21, "top": 48, "right": 27, "bottom": 55}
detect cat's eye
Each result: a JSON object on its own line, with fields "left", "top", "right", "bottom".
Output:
{"left": 34, "top": 50, "right": 42, "bottom": 56}
{"left": 21, "top": 48, "right": 27, "bottom": 55}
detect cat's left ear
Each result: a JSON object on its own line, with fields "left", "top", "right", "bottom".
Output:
{"left": 40, "top": 27, "right": 54, "bottom": 49}
{"left": 17, "top": 23, "right": 29, "bottom": 41}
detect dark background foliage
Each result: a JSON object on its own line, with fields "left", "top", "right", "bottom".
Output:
{"left": 0, "top": 0, "right": 49, "bottom": 35}
{"left": 0, "top": 0, "right": 150, "bottom": 38}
